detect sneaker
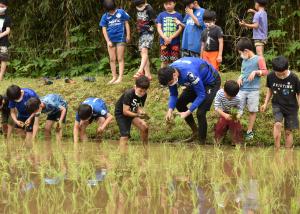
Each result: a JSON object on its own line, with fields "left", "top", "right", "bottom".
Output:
{"left": 83, "top": 77, "right": 96, "bottom": 82}
{"left": 245, "top": 131, "right": 254, "bottom": 141}
{"left": 43, "top": 77, "right": 53, "bottom": 85}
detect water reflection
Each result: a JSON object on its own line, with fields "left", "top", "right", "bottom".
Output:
{"left": 0, "top": 141, "right": 299, "bottom": 213}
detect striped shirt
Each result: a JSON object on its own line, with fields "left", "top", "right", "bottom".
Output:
{"left": 214, "top": 89, "right": 243, "bottom": 115}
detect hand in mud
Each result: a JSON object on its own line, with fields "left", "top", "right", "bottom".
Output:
{"left": 138, "top": 112, "right": 150, "bottom": 120}
{"left": 16, "top": 120, "right": 25, "bottom": 128}
{"left": 97, "top": 127, "right": 105, "bottom": 136}
{"left": 56, "top": 121, "right": 63, "bottom": 131}
{"left": 24, "top": 118, "right": 32, "bottom": 127}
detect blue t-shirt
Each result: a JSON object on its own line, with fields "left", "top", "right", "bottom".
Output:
{"left": 156, "top": 11, "right": 183, "bottom": 46}
{"left": 75, "top": 98, "right": 108, "bottom": 122}
{"left": 169, "top": 57, "right": 219, "bottom": 112}
{"left": 41, "top": 94, "right": 68, "bottom": 116}
{"left": 99, "top": 9, "right": 130, "bottom": 43}
{"left": 253, "top": 10, "right": 268, "bottom": 40}
{"left": 8, "top": 88, "right": 39, "bottom": 119}
{"left": 182, "top": 8, "right": 205, "bottom": 53}
{"left": 240, "top": 55, "right": 261, "bottom": 91}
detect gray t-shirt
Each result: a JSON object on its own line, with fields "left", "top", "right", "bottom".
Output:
{"left": 253, "top": 10, "right": 268, "bottom": 40}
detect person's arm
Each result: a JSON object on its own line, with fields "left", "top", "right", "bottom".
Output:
{"left": 10, "top": 108, "right": 23, "bottom": 127}
{"left": 157, "top": 23, "right": 168, "bottom": 43}
{"left": 32, "top": 116, "right": 40, "bottom": 141}
{"left": 125, "top": 21, "right": 131, "bottom": 43}
{"left": 261, "top": 88, "right": 273, "bottom": 112}
{"left": 123, "top": 104, "right": 139, "bottom": 117}
{"left": 102, "top": 27, "right": 113, "bottom": 47}
{"left": 56, "top": 106, "right": 67, "bottom": 130}
{"left": 170, "top": 25, "right": 183, "bottom": 41}
{"left": 239, "top": 21, "right": 259, "bottom": 29}
{"left": 0, "top": 27, "right": 10, "bottom": 38}
{"left": 217, "top": 37, "right": 224, "bottom": 63}
{"left": 248, "top": 57, "right": 268, "bottom": 81}
{"left": 185, "top": 8, "right": 200, "bottom": 27}
{"left": 73, "top": 121, "right": 80, "bottom": 144}
{"left": 98, "top": 113, "right": 113, "bottom": 134}
{"left": 200, "top": 42, "right": 204, "bottom": 58}
{"left": 215, "top": 108, "right": 232, "bottom": 120}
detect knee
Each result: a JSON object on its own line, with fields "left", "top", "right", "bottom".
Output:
{"left": 274, "top": 122, "right": 282, "bottom": 130}
{"left": 117, "top": 56, "right": 124, "bottom": 63}
{"left": 109, "top": 57, "right": 116, "bottom": 64}
{"left": 44, "top": 127, "right": 51, "bottom": 134}
{"left": 141, "top": 123, "right": 149, "bottom": 133}
{"left": 285, "top": 129, "right": 292, "bottom": 136}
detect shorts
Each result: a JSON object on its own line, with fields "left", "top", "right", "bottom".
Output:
{"left": 238, "top": 90, "right": 260, "bottom": 113}
{"left": 111, "top": 42, "right": 126, "bottom": 47}
{"left": 138, "top": 34, "right": 154, "bottom": 50}
{"left": 0, "top": 46, "right": 9, "bottom": 62}
{"left": 1, "top": 110, "right": 10, "bottom": 125}
{"left": 16, "top": 116, "right": 35, "bottom": 133}
{"left": 214, "top": 116, "right": 243, "bottom": 144}
{"left": 181, "top": 49, "right": 200, "bottom": 58}
{"left": 272, "top": 105, "right": 299, "bottom": 130}
{"left": 254, "top": 39, "right": 267, "bottom": 47}
{"left": 202, "top": 51, "right": 220, "bottom": 71}
{"left": 160, "top": 44, "right": 180, "bottom": 62}
{"left": 47, "top": 109, "right": 68, "bottom": 123}
{"left": 115, "top": 114, "right": 133, "bottom": 137}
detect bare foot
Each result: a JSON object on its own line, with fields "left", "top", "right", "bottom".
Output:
{"left": 113, "top": 78, "right": 122, "bottom": 84}
{"left": 108, "top": 78, "right": 117, "bottom": 84}
{"left": 133, "top": 70, "right": 144, "bottom": 79}
{"left": 145, "top": 74, "right": 152, "bottom": 81}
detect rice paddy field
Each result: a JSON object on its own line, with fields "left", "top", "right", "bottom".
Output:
{"left": 0, "top": 73, "right": 299, "bottom": 213}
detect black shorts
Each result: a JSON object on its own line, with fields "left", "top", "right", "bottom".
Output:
{"left": 272, "top": 105, "right": 299, "bottom": 130}
{"left": 1, "top": 110, "right": 9, "bottom": 125}
{"left": 15, "top": 116, "right": 34, "bottom": 133}
{"left": 115, "top": 114, "right": 133, "bottom": 137}
{"left": 47, "top": 109, "right": 68, "bottom": 123}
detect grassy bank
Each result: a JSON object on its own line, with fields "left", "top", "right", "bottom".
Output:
{"left": 0, "top": 71, "right": 299, "bottom": 146}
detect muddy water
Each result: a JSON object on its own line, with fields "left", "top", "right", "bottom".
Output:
{"left": 0, "top": 141, "right": 299, "bottom": 213}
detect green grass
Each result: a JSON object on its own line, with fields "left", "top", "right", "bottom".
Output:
{"left": 0, "top": 71, "right": 299, "bottom": 146}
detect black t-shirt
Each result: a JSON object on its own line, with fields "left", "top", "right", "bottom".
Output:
{"left": 266, "top": 71, "right": 300, "bottom": 114}
{"left": 115, "top": 89, "right": 147, "bottom": 116}
{"left": 0, "top": 14, "right": 11, "bottom": 47}
{"left": 136, "top": 4, "right": 156, "bottom": 35}
{"left": 201, "top": 25, "right": 223, "bottom": 51}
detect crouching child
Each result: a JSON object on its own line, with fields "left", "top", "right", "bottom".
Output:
{"left": 214, "top": 80, "right": 243, "bottom": 145}
{"left": 25, "top": 94, "right": 68, "bottom": 142}
{"left": 73, "top": 97, "right": 113, "bottom": 144}
{"left": 115, "top": 76, "right": 150, "bottom": 146}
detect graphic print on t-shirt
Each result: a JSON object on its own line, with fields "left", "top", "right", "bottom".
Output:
{"left": 272, "top": 82, "right": 295, "bottom": 96}
{"left": 163, "top": 17, "right": 177, "bottom": 37}
{"left": 0, "top": 19, "right": 4, "bottom": 32}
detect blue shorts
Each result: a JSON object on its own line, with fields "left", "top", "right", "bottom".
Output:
{"left": 47, "top": 109, "right": 68, "bottom": 123}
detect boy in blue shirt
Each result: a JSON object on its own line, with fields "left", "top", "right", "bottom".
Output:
{"left": 6, "top": 85, "right": 39, "bottom": 141}
{"left": 25, "top": 94, "right": 68, "bottom": 143}
{"left": 73, "top": 98, "right": 113, "bottom": 144}
{"left": 156, "top": 0, "right": 183, "bottom": 68}
{"left": 176, "top": 0, "right": 205, "bottom": 57}
{"left": 236, "top": 38, "right": 268, "bottom": 140}
{"left": 239, "top": 0, "right": 268, "bottom": 56}
{"left": 100, "top": 0, "right": 130, "bottom": 84}
{"left": 158, "top": 57, "right": 221, "bottom": 144}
